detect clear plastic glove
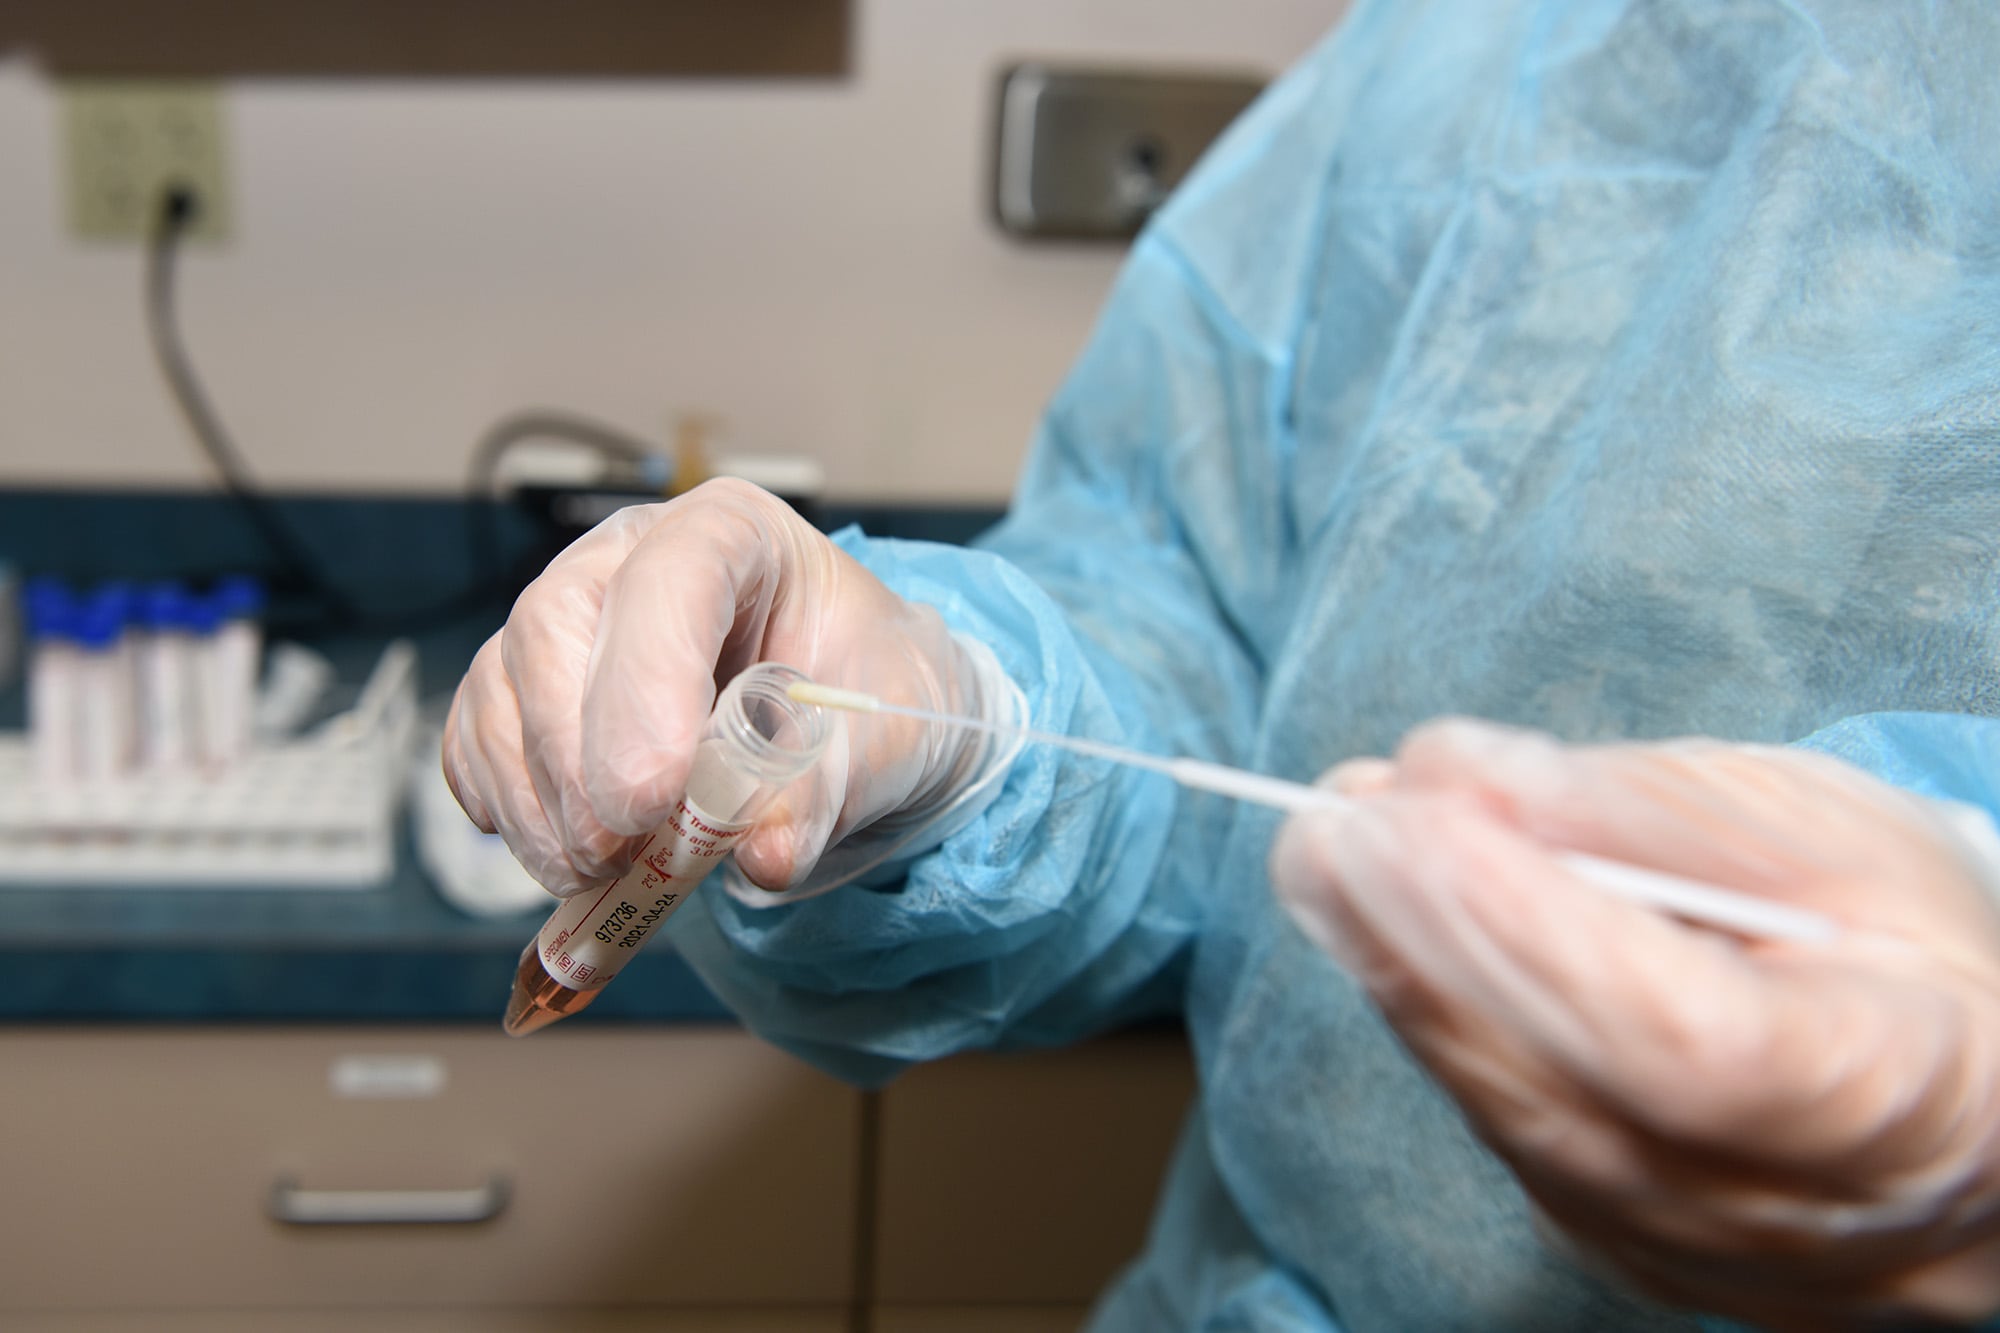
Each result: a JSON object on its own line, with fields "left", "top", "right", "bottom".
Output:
{"left": 442, "top": 478, "right": 1015, "bottom": 900}
{"left": 1272, "top": 718, "right": 2000, "bottom": 1330}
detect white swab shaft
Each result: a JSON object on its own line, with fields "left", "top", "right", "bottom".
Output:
{"left": 784, "top": 681, "right": 1837, "bottom": 943}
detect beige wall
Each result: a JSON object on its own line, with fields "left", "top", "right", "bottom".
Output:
{"left": 0, "top": 1, "right": 1343, "bottom": 502}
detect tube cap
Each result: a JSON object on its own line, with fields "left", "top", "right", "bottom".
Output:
{"left": 182, "top": 595, "right": 222, "bottom": 636}
{"left": 96, "top": 580, "right": 141, "bottom": 630}
{"left": 72, "top": 594, "right": 123, "bottom": 651}
{"left": 140, "top": 583, "right": 193, "bottom": 631}
{"left": 23, "top": 579, "right": 73, "bottom": 640}
{"left": 212, "top": 575, "right": 265, "bottom": 620}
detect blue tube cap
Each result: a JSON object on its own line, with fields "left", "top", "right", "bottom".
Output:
{"left": 96, "top": 580, "right": 141, "bottom": 627}
{"left": 23, "top": 579, "right": 73, "bottom": 640}
{"left": 141, "top": 582, "right": 192, "bottom": 630}
{"left": 73, "top": 594, "right": 123, "bottom": 651}
{"left": 183, "top": 595, "right": 222, "bottom": 636}
{"left": 212, "top": 575, "right": 265, "bottom": 620}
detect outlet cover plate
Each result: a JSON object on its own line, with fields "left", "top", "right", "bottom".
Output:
{"left": 62, "top": 80, "right": 231, "bottom": 242}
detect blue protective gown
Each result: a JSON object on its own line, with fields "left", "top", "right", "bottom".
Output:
{"left": 670, "top": 2, "right": 2000, "bottom": 1327}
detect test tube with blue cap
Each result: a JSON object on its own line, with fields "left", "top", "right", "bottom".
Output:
{"left": 97, "top": 582, "right": 141, "bottom": 773}
{"left": 24, "top": 579, "right": 79, "bottom": 783}
{"left": 71, "top": 591, "right": 130, "bottom": 781}
{"left": 178, "top": 590, "right": 223, "bottom": 768}
{"left": 138, "top": 583, "right": 196, "bottom": 771}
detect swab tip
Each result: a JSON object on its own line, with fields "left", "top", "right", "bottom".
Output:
{"left": 785, "top": 681, "right": 881, "bottom": 712}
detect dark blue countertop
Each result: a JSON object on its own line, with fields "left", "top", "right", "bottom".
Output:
{"left": 0, "top": 488, "right": 1005, "bottom": 1025}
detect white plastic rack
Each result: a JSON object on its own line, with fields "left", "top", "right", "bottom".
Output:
{"left": 0, "top": 641, "right": 419, "bottom": 888}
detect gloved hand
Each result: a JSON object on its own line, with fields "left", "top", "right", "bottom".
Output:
{"left": 443, "top": 477, "right": 1015, "bottom": 899}
{"left": 1272, "top": 718, "right": 2000, "bottom": 1330}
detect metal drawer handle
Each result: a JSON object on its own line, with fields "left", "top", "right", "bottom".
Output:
{"left": 268, "top": 1175, "right": 511, "bottom": 1225}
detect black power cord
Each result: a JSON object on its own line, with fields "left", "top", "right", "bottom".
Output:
{"left": 145, "top": 182, "right": 364, "bottom": 628}
{"left": 145, "top": 182, "right": 672, "bottom": 634}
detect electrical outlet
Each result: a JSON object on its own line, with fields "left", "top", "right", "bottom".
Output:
{"left": 61, "top": 81, "right": 231, "bottom": 242}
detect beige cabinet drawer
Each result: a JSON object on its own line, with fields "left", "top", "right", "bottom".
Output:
{"left": 874, "top": 1031, "right": 1195, "bottom": 1306}
{"left": 874, "top": 1309, "right": 1090, "bottom": 1333}
{"left": 0, "top": 1026, "right": 859, "bottom": 1312}
{"left": 6, "top": 1311, "right": 848, "bottom": 1333}
{"left": 5, "top": 1311, "right": 849, "bottom": 1332}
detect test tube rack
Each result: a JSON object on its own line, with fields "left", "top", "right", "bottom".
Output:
{"left": 0, "top": 641, "right": 419, "bottom": 888}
